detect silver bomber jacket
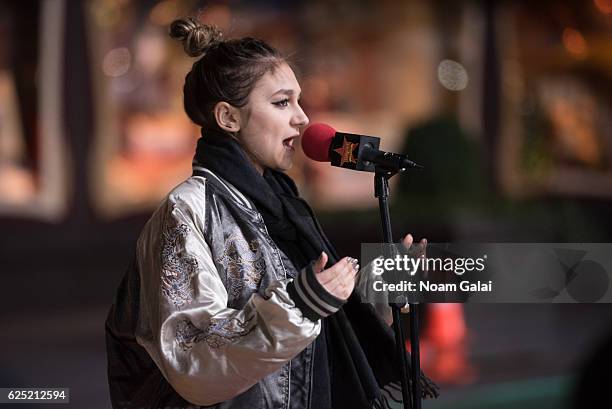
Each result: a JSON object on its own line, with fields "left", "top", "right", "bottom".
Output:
{"left": 107, "top": 167, "right": 389, "bottom": 409}
{"left": 114, "top": 164, "right": 336, "bottom": 409}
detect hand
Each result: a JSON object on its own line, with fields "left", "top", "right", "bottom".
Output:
{"left": 313, "top": 252, "right": 359, "bottom": 300}
{"left": 402, "top": 233, "right": 427, "bottom": 258}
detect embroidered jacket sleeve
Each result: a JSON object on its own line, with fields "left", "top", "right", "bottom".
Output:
{"left": 134, "top": 182, "right": 323, "bottom": 406}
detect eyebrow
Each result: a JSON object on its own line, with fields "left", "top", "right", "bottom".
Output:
{"left": 271, "top": 89, "right": 301, "bottom": 97}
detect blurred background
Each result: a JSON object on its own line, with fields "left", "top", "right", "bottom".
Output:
{"left": 1, "top": 0, "right": 612, "bottom": 408}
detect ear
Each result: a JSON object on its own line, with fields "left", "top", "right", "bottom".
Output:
{"left": 213, "top": 101, "right": 242, "bottom": 133}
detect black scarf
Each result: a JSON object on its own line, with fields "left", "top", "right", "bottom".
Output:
{"left": 194, "top": 129, "right": 438, "bottom": 408}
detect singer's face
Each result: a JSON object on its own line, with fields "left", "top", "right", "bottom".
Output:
{"left": 237, "top": 62, "right": 309, "bottom": 173}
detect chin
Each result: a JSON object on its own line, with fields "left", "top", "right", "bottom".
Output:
{"left": 274, "top": 162, "right": 293, "bottom": 172}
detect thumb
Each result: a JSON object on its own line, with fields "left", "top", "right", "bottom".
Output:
{"left": 402, "top": 233, "right": 413, "bottom": 249}
{"left": 313, "top": 251, "right": 328, "bottom": 273}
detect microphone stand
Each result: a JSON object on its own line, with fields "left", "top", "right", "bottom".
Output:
{"left": 374, "top": 168, "right": 421, "bottom": 409}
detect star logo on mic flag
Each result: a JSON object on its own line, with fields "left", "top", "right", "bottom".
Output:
{"left": 334, "top": 138, "right": 359, "bottom": 166}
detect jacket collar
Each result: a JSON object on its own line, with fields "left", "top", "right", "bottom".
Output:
{"left": 192, "top": 163, "right": 254, "bottom": 210}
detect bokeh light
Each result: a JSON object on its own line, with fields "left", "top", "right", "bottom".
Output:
{"left": 150, "top": 0, "right": 179, "bottom": 26}
{"left": 562, "top": 28, "right": 588, "bottom": 59}
{"left": 90, "top": 0, "right": 122, "bottom": 28}
{"left": 594, "top": 0, "right": 612, "bottom": 14}
{"left": 199, "top": 5, "right": 233, "bottom": 32}
{"left": 102, "top": 47, "right": 132, "bottom": 77}
{"left": 437, "top": 59, "right": 469, "bottom": 91}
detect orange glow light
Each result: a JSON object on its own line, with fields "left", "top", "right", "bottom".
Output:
{"left": 150, "top": 1, "right": 178, "bottom": 26}
{"left": 199, "top": 5, "right": 232, "bottom": 32}
{"left": 562, "top": 28, "right": 588, "bottom": 59}
{"left": 594, "top": 0, "right": 612, "bottom": 14}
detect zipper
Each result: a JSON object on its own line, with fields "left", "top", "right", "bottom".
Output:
{"left": 307, "top": 340, "right": 316, "bottom": 409}
{"left": 254, "top": 211, "right": 293, "bottom": 408}
{"left": 286, "top": 359, "right": 291, "bottom": 409}
{"left": 256, "top": 213, "right": 289, "bottom": 280}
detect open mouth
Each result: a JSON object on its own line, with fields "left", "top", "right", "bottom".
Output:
{"left": 283, "top": 135, "right": 298, "bottom": 151}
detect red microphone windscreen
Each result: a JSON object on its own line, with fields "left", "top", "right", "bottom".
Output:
{"left": 302, "top": 123, "right": 336, "bottom": 162}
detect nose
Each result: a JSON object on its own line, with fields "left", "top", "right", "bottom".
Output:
{"left": 292, "top": 104, "right": 309, "bottom": 131}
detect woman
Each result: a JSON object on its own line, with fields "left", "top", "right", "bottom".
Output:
{"left": 105, "top": 16, "right": 437, "bottom": 409}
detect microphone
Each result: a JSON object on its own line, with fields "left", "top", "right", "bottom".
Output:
{"left": 302, "top": 123, "right": 423, "bottom": 173}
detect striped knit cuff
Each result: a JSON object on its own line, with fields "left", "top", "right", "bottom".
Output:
{"left": 286, "top": 263, "right": 346, "bottom": 322}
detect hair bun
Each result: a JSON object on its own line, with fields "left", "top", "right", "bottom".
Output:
{"left": 169, "top": 17, "right": 223, "bottom": 57}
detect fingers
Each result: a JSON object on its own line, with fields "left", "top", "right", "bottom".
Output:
{"left": 327, "top": 258, "right": 359, "bottom": 286}
{"left": 317, "top": 257, "right": 355, "bottom": 285}
{"left": 402, "top": 234, "right": 428, "bottom": 262}
{"left": 402, "top": 234, "right": 428, "bottom": 251}
{"left": 328, "top": 264, "right": 358, "bottom": 296}
{"left": 315, "top": 256, "right": 359, "bottom": 300}
{"left": 419, "top": 238, "right": 428, "bottom": 253}
{"left": 417, "top": 238, "right": 427, "bottom": 257}
{"left": 330, "top": 259, "right": 359, "bottom": 296}
{"left": 402, "top": 233, "right": 413, "bottom": 249}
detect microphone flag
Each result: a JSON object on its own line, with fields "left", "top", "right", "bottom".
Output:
{"left": 329, "top": 132, "right": 380, "bottom": 172}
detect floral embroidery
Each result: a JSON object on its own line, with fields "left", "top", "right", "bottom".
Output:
{"left": 175, "top": 316, "right": 253, "bottom": 350}
{"left": 161, "top": 223, "right": 199, "bottom": 308}
{"left": 216, "top": 234, "right": 265, "bottom": 299}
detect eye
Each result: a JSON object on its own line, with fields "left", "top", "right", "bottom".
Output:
{"left": 272, "top": 98, "right": 290, "bottom": 107}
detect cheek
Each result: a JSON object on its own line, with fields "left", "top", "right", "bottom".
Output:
{"left": 245, "top": 109, "right": 273, "bottom": 135}
{"left": 245, "top": 111, "right": 285, "bottom": 145}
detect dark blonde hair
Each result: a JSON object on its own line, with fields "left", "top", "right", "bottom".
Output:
{"left": 169, "top": 17, "right": 285, "bottom": 131}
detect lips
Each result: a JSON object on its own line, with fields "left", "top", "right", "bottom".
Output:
{"left": 282, "top": 135, "right": 299, "bottom": 151}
